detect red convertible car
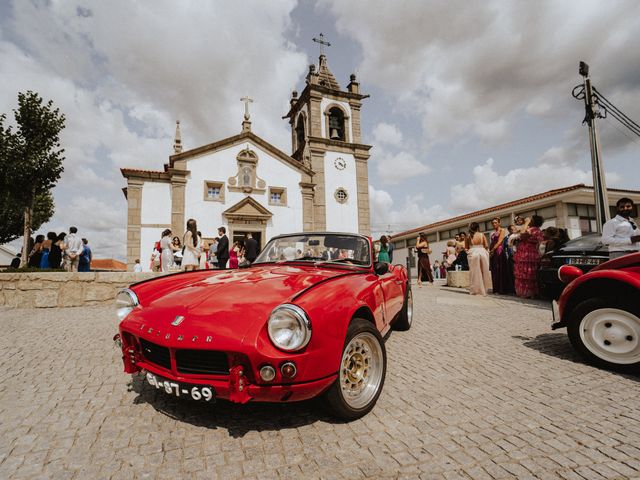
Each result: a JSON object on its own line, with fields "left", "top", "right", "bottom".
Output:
{"left": 114, "top": 232, "right": 412, "bottom": 420}
{"left": 552, "top": 252, "right": 640, "bottom": 370}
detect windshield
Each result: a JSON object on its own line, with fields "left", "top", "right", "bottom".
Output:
{"left": 254, "top": 233, "right": 371, "bottom": 267}
{"left": 562, "top": 234, "right": 604, "bottom": 250}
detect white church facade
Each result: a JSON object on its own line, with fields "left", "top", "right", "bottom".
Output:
{"left": 121, "top": 53, "right": 371, "bottom": 270}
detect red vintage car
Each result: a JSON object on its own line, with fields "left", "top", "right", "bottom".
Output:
{"left": 114, "top": 232, "right": 412, "bottom": 420}
{"left": 551, "top": 252, "right": 640, "bottom": 370}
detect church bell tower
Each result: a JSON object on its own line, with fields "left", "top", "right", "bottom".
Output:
{"left": 284, "top": 34, "right": 371, "bottom": 235}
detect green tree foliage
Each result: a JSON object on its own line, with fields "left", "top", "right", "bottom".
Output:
{"left": 0, "top": 92, "right": 65, "bottom": 261}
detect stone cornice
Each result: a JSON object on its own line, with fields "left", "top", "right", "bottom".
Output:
{"left": 167, "top": 131, "right": 313, "bottom": 176}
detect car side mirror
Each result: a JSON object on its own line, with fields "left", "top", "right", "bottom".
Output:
{"left": 374, "top": 262, "right": 389, "bottom": 275}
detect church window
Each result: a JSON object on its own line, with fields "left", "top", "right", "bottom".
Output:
{"left": 203, "top": 181, "right": 224, "bottom": 202}
{"left": 295, "top": 116, "right": 306, "bottom": 152}
{"left": 328, "top": 107, "right": 345, "bottom": 141}
{"left": 269, "top": 187, "right": 287, "bottom": 206}
{"left": 334, "top": 187, "right": 348, "bottom": 204}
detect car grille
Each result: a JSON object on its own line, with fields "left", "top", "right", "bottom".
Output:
{"left": 140, "top": 338, "right": 171, "bottom": 370}
{"left": 175, "top": 349, "right": 229, "bottom": 375}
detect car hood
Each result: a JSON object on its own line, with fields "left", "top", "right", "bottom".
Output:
{"left": 125, "top": 265, "right": 362, "bottom": 343}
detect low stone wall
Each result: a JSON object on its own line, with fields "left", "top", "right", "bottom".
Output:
{"left": 0, "top": 272, "right": 160, "bottom": 309}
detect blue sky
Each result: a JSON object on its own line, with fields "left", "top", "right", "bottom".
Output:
{"left": 1, "top": 0, "right": 639, "bottom": 259}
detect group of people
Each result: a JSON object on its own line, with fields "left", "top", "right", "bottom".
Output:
{"left": 413, "top": 216, "right": 553, "bottom": 298}
{"left": 141, "top": 220, "right": 259, "bottom": 272}
{"left": 12, "top": 227, "right": 92, "bottom": 272}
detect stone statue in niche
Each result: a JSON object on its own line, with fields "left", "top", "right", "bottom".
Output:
{"left": 227, "top": 148, "right": 266, "bottom": 194}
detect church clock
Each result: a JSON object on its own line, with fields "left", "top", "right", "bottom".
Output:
{"left": 334, "top": 157, "right": 346, "bottom": 170}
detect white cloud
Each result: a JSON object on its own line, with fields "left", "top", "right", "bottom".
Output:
{"left": 369, "top": 185, "right": 448, "bottom": 238}
{"left": 375, "top": 150, "right": 431, "bottom": 185}
{"left": 322, "top": 0, "right": 640, "bottom": 148}
{"left": 449, "top": 157, "right": 621, "bottom": 212}
{"left": 372, "top": 122, "right": 403, "bottom": 146}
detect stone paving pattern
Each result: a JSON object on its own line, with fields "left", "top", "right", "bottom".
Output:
{"left": 1, "top": 281, "right": 639, "bottom": 479}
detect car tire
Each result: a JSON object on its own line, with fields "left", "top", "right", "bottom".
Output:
{"left": 324, "top": 318, "right": 387, "bottom": 421}
{"left": 393, "top": 285, "right": 413, "bottom": 331}
{"left": 567, "top": 297, "right": 640, "bottom": 371}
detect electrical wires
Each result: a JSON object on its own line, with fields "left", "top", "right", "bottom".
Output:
{"left": 593, "top": 87, "right": 640, "bottom": 138}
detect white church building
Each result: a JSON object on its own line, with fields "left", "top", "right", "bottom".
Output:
{"left": 121, "top": 53, "right": 372, "bottom": 270}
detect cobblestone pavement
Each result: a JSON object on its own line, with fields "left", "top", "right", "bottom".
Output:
{"left": 1, "top": 281, "right": 639, "bottom": 479}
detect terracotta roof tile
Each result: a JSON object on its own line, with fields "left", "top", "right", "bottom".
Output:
{"left": 91, "top": 259, "right": 127, "bottom": 271}
{"left": 120, "top": 168, "right": 166, "bottom": 175}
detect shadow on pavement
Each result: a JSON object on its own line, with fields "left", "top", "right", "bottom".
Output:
{"left": 517, "top": 332, "right": 640, "bottom": 381}
{"left": 127, "top": 373, "right": 340, "bottom": 436}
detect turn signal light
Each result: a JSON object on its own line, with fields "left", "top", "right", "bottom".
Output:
{"left": 281, "top": 362, "right": 297, "bottom": 379}
{"left": 259, "top": 365, "right": 276, "bottom": 382}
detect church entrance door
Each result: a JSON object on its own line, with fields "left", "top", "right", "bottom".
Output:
{"left": 233, "top": 231, "right": 262, "bottom": 252}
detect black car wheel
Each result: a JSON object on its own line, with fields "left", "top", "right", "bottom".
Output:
{"left": 393, "top": 285, "right": 413, "bottom": 331}
{"left": 324, "top": 318, "right": 386, "bottom": 420}
{"left": 567, "top": 297, "right": 640, "bottom": 370}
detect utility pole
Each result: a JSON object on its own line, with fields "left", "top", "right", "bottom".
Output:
{"left": 578, "top": 61, "right": 610, "bottom": 233}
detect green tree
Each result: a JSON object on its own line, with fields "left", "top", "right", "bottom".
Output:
{"left": 0, "top": 92, "right": 65, "bottom": 265}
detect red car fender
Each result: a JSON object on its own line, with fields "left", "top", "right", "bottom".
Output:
{"left": 291, "top": 273, "right": 392, "bottom": 378}
{"left": 558, "top": 267, "right": 640, "bottom": 325}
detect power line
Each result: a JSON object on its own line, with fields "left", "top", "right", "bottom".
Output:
{"left": 592, "top": 87, "right": 640, "bottom": 137}
{"left": 601, "top": 115, "right": 640, "bottom": 148}
{"left": 593, "top": 87, "right": 640, "bottom": 130}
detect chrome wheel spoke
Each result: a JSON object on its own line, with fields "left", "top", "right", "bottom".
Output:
{"left": 339, "top": 332, "right": 384, "bottom": 409}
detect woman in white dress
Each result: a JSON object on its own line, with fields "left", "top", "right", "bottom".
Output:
{"left": 467, "top": 222, "right": 492, "bottom": 296}
{"left": 182, "top": 219, "right": 201, "bottom": 271}
{"left": 160, "top": 229, "right": 174, "bottom": 272}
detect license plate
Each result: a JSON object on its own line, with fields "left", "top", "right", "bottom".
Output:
{"left": 565, "top": 257, "right": 602, "bottom": 265}
{"left": 145, "top": 372, "right": 215, "bottom": 402}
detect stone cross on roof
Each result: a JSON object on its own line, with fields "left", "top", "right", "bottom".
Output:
{"left": 312, "top": 33, "right": 331, "bottom": 56}
{"left": 240, "top": 96, "right": 253, "bottom": 120}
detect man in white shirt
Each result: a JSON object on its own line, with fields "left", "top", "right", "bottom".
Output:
{"left": 65, "top": 226, "right": 84, "bottom": 272}
{"left": 602, "top": 198, "right": 640, "bottom": 260}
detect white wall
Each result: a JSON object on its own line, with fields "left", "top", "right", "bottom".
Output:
{"left": 183, "top": 142, "right": 304, "bottom": 239}
{"left": 323, "top": 151, "right": 359, "bottom": 233}
{"left": 320, "top": 98, "right": 352, "bottom": 142}
{"left": 141, "top": 182, "right": 171, "bottom": 225}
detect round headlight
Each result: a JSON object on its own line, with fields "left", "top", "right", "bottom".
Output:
{"left": 116, "top": 289, "right": 139, "bottom": 321}
{"left": 267, "top": 304, "right": 311, "bottom": 351}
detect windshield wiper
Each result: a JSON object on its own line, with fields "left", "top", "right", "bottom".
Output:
{"left": 275, "top": 256, "right": 323, "bottom": 263}
{"left": 314, "top": 258, "right": 366, "bottom": 266}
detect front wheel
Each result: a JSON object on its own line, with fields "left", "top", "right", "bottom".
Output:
{"left": 324, "top": 319, "right": 386, "bottom": 420}
{"left": 567, "top": 298, "right": 640, "bottom": 370}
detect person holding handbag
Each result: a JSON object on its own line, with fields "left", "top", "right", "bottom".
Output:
{"left": 415, "top": 232, "right": 434, "bottom": 286}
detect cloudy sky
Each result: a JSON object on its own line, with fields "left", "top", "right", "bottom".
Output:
{"left": 2, "top": 0, "right": 639, "bottom": 259}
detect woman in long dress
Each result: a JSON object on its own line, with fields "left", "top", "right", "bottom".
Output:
{"left": 160, "top": 229, "right": 174, "bottom": 272}
{"left": 182, "top": 219, "right": 201, "bottom": 271}
{"left": 377, "top": 235, "right": 391, "bottom": 263}
{"left": 467, "top": 222, "right": 492, "bottom": 296}
{"left": 228, "top": 241, "right": 240, "bottom": 269}
{"left": 415, "top": 232, "right": 434, "bottom": 286}
{"left": 489, "top": 217, "right": 512, "bottom": 294}
{"left": 514, "top": 215, "right": 545, "bottom": 298}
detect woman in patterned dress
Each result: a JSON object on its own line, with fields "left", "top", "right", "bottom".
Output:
{"left": 513, "top": 215, "right": 545, "bottom": 298}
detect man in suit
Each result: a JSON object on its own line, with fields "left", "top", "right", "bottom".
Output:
{"left": 216, "top": 227, "right": 229, "bottom": 269}
{"left": 244, "top": 232, "right": 258, "bottom": 264}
